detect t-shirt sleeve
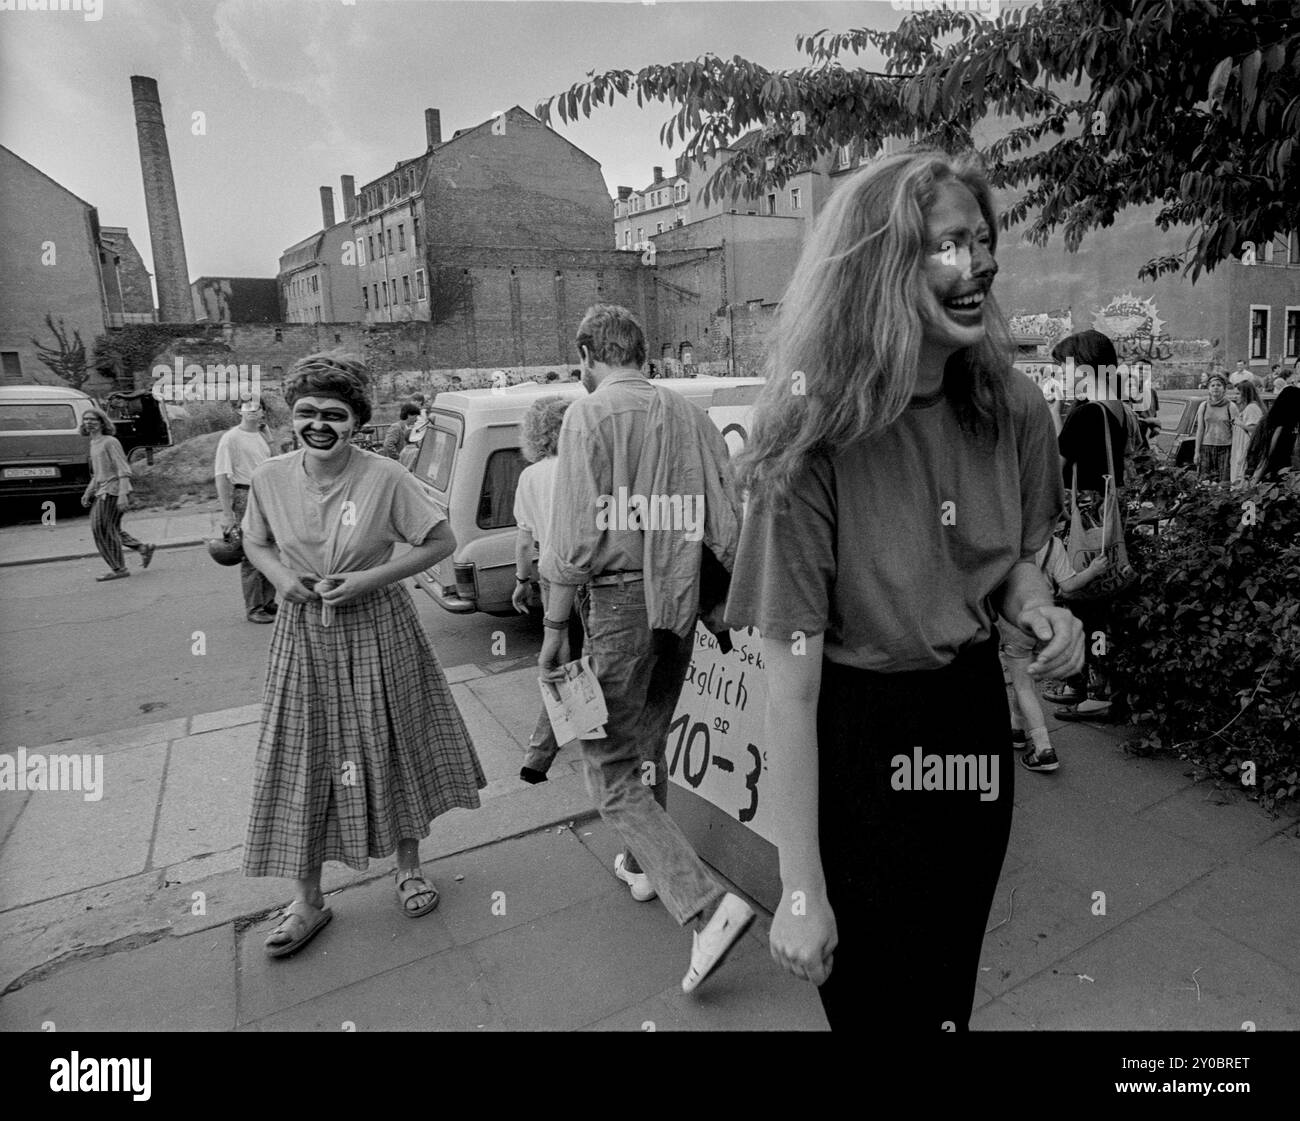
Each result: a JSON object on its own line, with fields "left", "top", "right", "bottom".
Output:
{"left": 513, "top": 465, "right": 535, "bottom": 535}
{"left": 241, "top": 468, "right": 273, "bottom": 546}
{"left": 387, "top": 465, "right": 446, "bottom": 545}
{"left": 213, "top": 432, "right": 232, "bottom": 479}
{"left": 724, "top": 454, "right": 836, "bottom": 639}
{"left": 1016, "top": 380, "right": 1066, "bottom": 562}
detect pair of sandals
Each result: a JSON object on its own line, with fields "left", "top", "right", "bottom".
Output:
{"left": 263, "top": 868, "right": 440, "bottom": 958}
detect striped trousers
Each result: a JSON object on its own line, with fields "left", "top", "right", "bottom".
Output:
{"left": 91, "top": 493, "right": 144, "bottom": 572}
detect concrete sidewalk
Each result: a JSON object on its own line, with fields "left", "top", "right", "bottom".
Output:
{"left": 0, "top": 501, "right": 220, "bottom": 568}
{"left": 0, "top": 659, "right": 1297, "bottom": 1031}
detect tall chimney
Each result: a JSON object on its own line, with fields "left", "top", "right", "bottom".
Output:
{"left": 425, "top": 108, "right": 442, "bottom": 148}
{"left": 617, "top": 186, "right": 633, "bottom": 200}
{"left": 341, "top": 175, "right": 356, "bottom": 219}
{"left": 130, "top": 75, "right": 191, "bottom": 322}
{"left": 320, "top": 186, "right": 336, "bottom": 228}
{"left": 653, "top": 166, "right": 663, "bottom": 183}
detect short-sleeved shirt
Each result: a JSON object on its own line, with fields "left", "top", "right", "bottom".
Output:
{"left": 725, "top": 371, "right": 1064, "bottom": 673}
{"left": 213, "top": 425, "right": 271, "bottom": 486}
{"left": 513, "top": 455, "right": 558, "bottom": 557}
{"left": 1199, "top": 401, "right": 1235, "bottom": 446}
{"left": 1059, "top": 400, "right": 1128, "bottom": 490}
{"left": 88, "top": 435, "right": 133, "bottom": 497}
{"left": 242, "top": 446, "right": 444, "bottom": 576}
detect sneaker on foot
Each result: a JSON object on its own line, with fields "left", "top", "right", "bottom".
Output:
{"left": 1020, "top": 745, "right": 1060, "bottom": 773}
{"left": 1043, "top": 682, "right": 1086, "bottom": 704}
{"left": 614, "top": 852, "right": 656, "bottom": 901}
{"left": 247, "top": 608, "right": 275, "bottom": 623}
{"left": 139, "top": 544, "right": 156, "bottom": 569}
{"left": 682, "top": 893, "right": 755, "bottom": 993}
{"left": 96, "top": 569, "right": 130, "bottom": 582}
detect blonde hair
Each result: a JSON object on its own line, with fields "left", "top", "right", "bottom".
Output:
{"left": 520, "top": 396, "right": 571, "bottom": 462}
{"left": 736, "top": 148, "right": 1014, "bottom": 503}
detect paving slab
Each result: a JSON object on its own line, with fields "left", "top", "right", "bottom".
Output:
{"left": 239, "top": 944, "right": 507, "bottom": 1031}
{"left": 450, "top": 681, "right": 527, "bottom": 779}
{"left": 150, "top": 727, "right": 257, "bottom": 867}
{"left": 995, "top": 900, "right": 1300, "bottom": 1030}
{"left": 466, "top": 888, "right": 692, "bottom": 1031}
{"left": 235, "top": 874, "right": 457, "bottom": 1025}
{"left": 189, "top": 704, "right": 261, "bottom": 735}
{"left": 465, "top": 668, "right": 545, "bottom": 748}
{"left": 426, "top": 827, "right": 611, "bottom": 946}
{"left": 1136, "top": 783, "right": 1295, "bottom": 858}
{"left": 443, "top": 663, "right": 485, "bottom": 684}
{"left": 0, "top": 925, "right": 237, "bottom": 1032}
{"left": 30, "top": 720, "right": 188, "bottom": 758}
{"left": 0, "top": 743, "right": 167, "bottom": 909}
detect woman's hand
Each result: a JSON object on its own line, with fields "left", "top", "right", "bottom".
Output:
{"left": 1087, "top": 554, "right": 1109, "bottom": 574}
{"left": 770, "top": 887, "right": 836, "bottom": 986}
{"left": 81, "top": 493, "right": 92, "bottom": 509}
{"left": 273, "top": 570, "right": 319, "bottom": 605}
{"left": 511, "top": 581, "right": 531, "bottom": 614}
{"left": 317, "top": 570, "right": 380, "bottom": 608}
{"left": 1018, "top": 603, "right": 1085, "bottom": 680}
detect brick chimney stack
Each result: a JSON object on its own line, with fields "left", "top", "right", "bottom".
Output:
{"left": 320, "top": 186, "right": 336, "bottom": 228}
{"left": 617, "top": 186, "right": 633, "bottom": 200}
{"left": 341, "top": 175, "right": 356, "bottom": 219}
{"left": 130, "top": 75, "right": 191, "bottom": 322}
{"left": 425, "top": 108, "right": 442, "bottom": 149}
{"left": 653, "top": 166, "right": 663, "bottom": 183}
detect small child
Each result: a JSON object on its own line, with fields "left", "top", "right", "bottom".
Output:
{"left": 998, "top": 534, "right": 1108, "bottom": 772}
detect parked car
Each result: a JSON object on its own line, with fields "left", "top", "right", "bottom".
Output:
{"left": 0, "top": 385, "right": 99, "bottom": 500}
{"left": 407, "top": 376, "right": 764, "bottom": 616}
{"left": 1163, "top": 392, "right": 1278, "bottom": 467}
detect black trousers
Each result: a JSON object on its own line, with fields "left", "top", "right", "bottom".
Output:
{"left": 815, "top": 636, "right": 1014, "bottom": 1031}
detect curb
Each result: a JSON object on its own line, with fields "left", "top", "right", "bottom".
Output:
{"left": 0, "top": 537, "right": 208, "bottom": 569}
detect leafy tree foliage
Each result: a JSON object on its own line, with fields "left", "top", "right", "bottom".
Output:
{"left": 537, "top": 0, "right": 1299, "bottom": 281}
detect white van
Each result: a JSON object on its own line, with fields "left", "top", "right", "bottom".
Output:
{"left": 0, "top": 385, "right": 98, "bottom": 500}
{"left": 409, "top": 376, "right": 763, "bottom": 615}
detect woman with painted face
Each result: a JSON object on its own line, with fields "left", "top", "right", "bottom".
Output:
{"left": 80, "top": 407, "right": 156, "bottom": 581}
{"left": 240, "top": 353, "right": 486, "bottom": 958}
{"left": 725, "top": 150, "right": 1083, "bottom": 1030}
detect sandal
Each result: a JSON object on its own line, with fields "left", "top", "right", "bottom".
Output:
{"left": 395, "top": 868, "right": 440, "bottom": 918}
{"left": 264, "top": 899, "right": 333, "bottom": 959}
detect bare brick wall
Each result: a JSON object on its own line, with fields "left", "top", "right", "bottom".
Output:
{"left": 100, "top": 228, "right": 154, "bottom": 318}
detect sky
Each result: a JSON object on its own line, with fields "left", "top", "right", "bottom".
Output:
{"left": 0, "top": 0, "right": 937, "bottom": 287}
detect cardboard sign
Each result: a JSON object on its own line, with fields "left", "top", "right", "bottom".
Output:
{"left": 666, "top": 623, "right": 777, "bottom": 844}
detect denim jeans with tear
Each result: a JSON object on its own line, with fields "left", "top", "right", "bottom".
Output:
{"left": 578, "top": 577, "right": 724, "bottom": 926}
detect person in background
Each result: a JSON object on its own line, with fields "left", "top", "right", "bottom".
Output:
{"left": 241, "top": 353, "right": 486, "bottom": 958}
{"left": 1274, "top": 373, "right": 1291, "bottom": 394}
{"left": 1197, "top": 370, "right": 1211, "bottom": 390}
{"left": 1001, "top": 531, "right": 1108, "bottom": 772}
{"left": 540, "top": 304, "right": 754, "bottom": 995}
{"left": 511, "top": 396, "right": 582, "bottom": 784}
{"left": 381, "top": 400, "right": 421, "bottom": 460}
{"left": 1194, "top": 374, "right": 1237, "bottom": 482}
{"left": 1230, "top": 379, "right": 1266, "bottom": 484}
{"left": 1229, "top": 360, "right": 1252, "bottom": 387}
{"left": 1127, "top": 367, "right": 1161, "bottom": 453}
{"left": 568, "top": 369, "right": 582, "bottom": 382}
{"left": 725, "top": 150, "right": 1082, "bottom": 1031}
{"left": 81, "top": 407, "right": 156, "bottom": 581}
{"left": 1251, "top": 385, "right": 1300, "bottom": 482}
{"left": 545, "top": 371, "right": 561, "bottom": 383}
{"left": 215, "top": 400, "right": 276, "bottom": 622}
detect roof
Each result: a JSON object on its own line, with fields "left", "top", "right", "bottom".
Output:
{"left": 0, "top": 144, "right": 95, "bottom": 211}
{"left": 430, "top": 376, "right": 763, "bottom": 423}
{"left": 0, "top": 385, "right": 94, "bottom": 401}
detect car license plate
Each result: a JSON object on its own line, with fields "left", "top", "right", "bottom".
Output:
{"left": 2, "top": 466, "right": 59, "bottom": 479}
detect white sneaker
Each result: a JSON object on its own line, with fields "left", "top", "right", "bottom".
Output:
{"left": 614, "top": 853, "right": 657, "bottom": 902}
{"left": 682, "top": 892, "right": 755, "bottom": 994}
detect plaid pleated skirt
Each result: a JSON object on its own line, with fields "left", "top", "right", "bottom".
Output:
{"left": 243, "top": 581, "right": 486, "bottom": 878}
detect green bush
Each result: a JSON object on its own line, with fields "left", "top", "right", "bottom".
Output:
{"left": 1110, "top": 457, "right": 1300, "bottom": 812}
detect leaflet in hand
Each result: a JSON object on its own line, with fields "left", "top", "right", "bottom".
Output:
{"left": 539, "top": 656, "right": 608, "bottom": 743}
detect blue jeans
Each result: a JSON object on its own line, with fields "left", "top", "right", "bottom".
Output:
{"left": 578, "top": 577, "right": 724, "bottom": 926}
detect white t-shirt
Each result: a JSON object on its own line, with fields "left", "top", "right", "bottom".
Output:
{"left": 214, "top": 425, "right": 271, "bottom": 486}
{"left": 513, "top": 456, "right": 558, "bottom": 556}
{"left": 1229, "top": 370, "right": 1254, "bottom": 386}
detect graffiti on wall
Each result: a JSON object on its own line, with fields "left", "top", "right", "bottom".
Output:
{"left": 1008, "top": 310, "right": 1074, "bottom": 353}
{"left": 1092, "top": 292, "right": 1174, "bottom": 362}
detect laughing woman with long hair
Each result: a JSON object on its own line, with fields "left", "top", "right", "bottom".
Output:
{"left": 725, "top": 150, "right": 1085, "bottom": 1030}
{"left": 240, "top": 353, "right": 486, "bottom": 958}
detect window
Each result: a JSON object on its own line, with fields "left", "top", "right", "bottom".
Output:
{"left": 334, "top": 333, "right": 341, "bottom": 343}
{"left": 313, "top": 275, "right": 319, "bottom": 293}
{"left": 1286, "top": 308, "right": 1299, "bottom": 359}
{"left": 676, "top": 217, "right": 684, "bottom": 227}
{"left": 837, "top": 144, "right": 852, "bottom": 169}
{"left": 1249, "top": 306, "right": 1269, "bottom": 360}
{"left": 477, "top": 448, "right": 529, "bottom": 529}
{"left": 362, "top": 286, "right": 370, "bottom": 309}
{"left": 636, "top": 227, "right": 643, "bottom": 243}
{"left": 274, "top": 328, "right": 282, "bottom": 342}
{"left": 790, "top": 187, "right": 802, "bottom": 211}
{"left": 656, "top": 222, "right": 664, "bottom": 234}
{"left": 767, "top": 193, "right": 777, "bottom": 215}
{"left": 402, "top": 275, "right": 411, "bottom": 302}
{"left": 623, "top": 230, "right": 630, "bottom": 248}
{"left": 373, "top": 284, "right": 380, "bottom": 307}
{"left": 679, "top": 342, "right": 694, "bottom": 364}
{"left": 0, "top": 403, "right": 76, "bottom": 430}
{"left": 387, "top": 229, "right": 394, "bottom": 254}
{"left": 1290, "top": 230, "right": 1299, "bottom": 265}
{"left": 382, "top": 283, "right": 389, "bottom": 307}
{"left": 415, "top": 269, "right": 426, "bottom": 299}
{"left": 398, "top": 223, "right": 405, "bottom": 250}
{"left": 368, "top": 235, "right": 375, "bottom": 260}
{"left": 419, "top": 426, "right": 457, "bottom": 492}
{"left": 391, "top": 279, "right": 398, "bottom": 304}
{"left": 377, "top": 231, "right": 384, "bottom": 258}
{"left": 413, "top": 216, "right": 421, "bottom": 248}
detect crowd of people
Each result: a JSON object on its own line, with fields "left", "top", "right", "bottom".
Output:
{"left": 72, "top": 146, "right": 1300, "bottom": 1033}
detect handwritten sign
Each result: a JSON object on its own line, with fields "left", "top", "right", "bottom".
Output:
{"left": 666, "top": 623, "right": 777, "bottom": 844}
